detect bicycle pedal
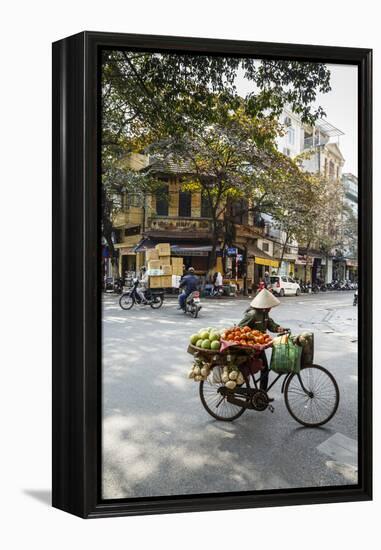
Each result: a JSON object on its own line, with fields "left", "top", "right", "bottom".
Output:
{"left": 268, "top": 405, "right": 275, "bottom": 413}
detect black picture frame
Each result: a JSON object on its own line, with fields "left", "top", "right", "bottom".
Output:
{"left": 52, "top": 31, "right": 372, "bottom": 519}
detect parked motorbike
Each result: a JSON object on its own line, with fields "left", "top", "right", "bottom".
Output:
{"left": 210, "top": 285, "right": 224, "bottom": 298}
{"left": 119, "top": 278, "right": 164, "bottom": 310}
{"left": 104, "top": 276, "right": 124, "bottom": 294}
{"left": 183, "top": 290, "right": 202, "bottom": 318}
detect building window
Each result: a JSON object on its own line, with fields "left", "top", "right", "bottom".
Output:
{"left": 155, "top": 184, "right": 169, "bottom": 216}
{"left": 283, "top": 147, "right": 291, "bottom": 157}
{"left": 179, "top": 190, "right": 192, "bottom": 217}
{"left": 287, "top": 127, "right": 295, "bottom": 145}
{"left": 262, "top": 242, "right": 269, "bottom": 252}
{"left": 329, "top": 161, "right": 335, "bottom": 179}
{"left": 201, "top": 192, "right": 212, "bottom": 218}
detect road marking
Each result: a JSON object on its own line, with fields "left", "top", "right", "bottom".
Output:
{"left": 317, "top": 433, "right": 357, "bottom": 468}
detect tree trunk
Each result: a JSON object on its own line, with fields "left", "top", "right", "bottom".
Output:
{"left": 304, "top": 240, "right": 312, "bottom": 284}
{"left": 208, "top": 217, "right": 219, "bottom": 274}
{"left": 277, "top": 230, "right": 290, "bottom": 275}
{"left": 243, "top": 245, "right": 248, "bottom": 296}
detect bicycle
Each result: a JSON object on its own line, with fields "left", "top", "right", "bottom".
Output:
{"left": 194, "top": 333, "right": 340, "bottom": 427}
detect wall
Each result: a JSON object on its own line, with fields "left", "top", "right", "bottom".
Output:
{"left": 2, "top": 2, "right": 379, "bottom": 550}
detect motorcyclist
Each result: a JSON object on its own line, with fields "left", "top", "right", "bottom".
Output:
{"left": 238, "top": 288, "right": 286, "bottom": 391}
{"left": 136, "top": 266, "right": 149, "bottom": 304}
{"left": 178, "top": 267, "right": 199, "bottom": 310}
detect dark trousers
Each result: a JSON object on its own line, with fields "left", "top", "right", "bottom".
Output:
{"left": 179, "top": 291, "right": 189, "bottom": 309}
{"left": 259, "top": 351, "right": 269, "bottom": 390}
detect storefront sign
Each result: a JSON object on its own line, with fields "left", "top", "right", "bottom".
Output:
{"left": 227, "top": 247, "right": 238, "bottom": 255}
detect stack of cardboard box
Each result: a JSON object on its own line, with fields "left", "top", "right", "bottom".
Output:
{"left": 147, "top": 244, "right": 185, "bottom": 288}
{"left": 148, "top": 244, "right": 176, "bottom": 288}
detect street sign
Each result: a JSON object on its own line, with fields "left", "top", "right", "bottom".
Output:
{"left": 227, "top": 247, "right": 238, "bottom": 255}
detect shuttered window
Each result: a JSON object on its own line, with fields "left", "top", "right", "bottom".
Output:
{"left": 155, "top": 185, "right": 169, "bottom": 216}
{"left": 179, "top": 191, "right": 191, "bottom": 217}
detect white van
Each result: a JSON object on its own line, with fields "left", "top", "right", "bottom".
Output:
{"left": 270, "top": 275, "right": 301, "bottom": 297}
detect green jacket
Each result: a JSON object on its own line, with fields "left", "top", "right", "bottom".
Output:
{"left": 238, "top": 308, "right": 280, "bottom": 333}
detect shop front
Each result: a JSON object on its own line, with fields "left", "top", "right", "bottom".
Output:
{"left": 247, "top": 244, "right": 279, "bottom": 290}
{"left": 295, "top": 255, "right": 313, "bottom": 283}
{"left": 345, "top": 258, "right": 358, "bottom": 281}
{"left": 134, "top": 238, "right": 220, "bottom": 278}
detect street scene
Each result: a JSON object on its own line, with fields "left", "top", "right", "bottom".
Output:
{"left": 100, "top": 51, "right": 358, "bottom": 499}
{"left": 102, "top": 291, "right": 357, "bottom": 498}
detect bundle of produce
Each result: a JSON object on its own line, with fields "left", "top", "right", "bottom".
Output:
{"left": 218, "top": 364, "right": 245, "bottom": 390}
{"left": 188, "top": 327, "right": 223, "bottom": 352}
{"left": 188, "top": 358, "right": 245, "bottom": 389}
{"left": 188, "top": 357, "right": 212, "bottom": 381}
{"left": 221, "top": 326, "right": 273, "bottom": 350}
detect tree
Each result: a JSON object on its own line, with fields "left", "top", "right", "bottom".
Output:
{"left": 101, "top": 51, "right": 331, "bottom": 259}
{"left": 147, "top": 104, "right": 314, "bottom": 276}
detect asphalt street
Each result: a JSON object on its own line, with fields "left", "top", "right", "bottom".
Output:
{"left": 102, "top": 291, "right": 358, "bottom": 499}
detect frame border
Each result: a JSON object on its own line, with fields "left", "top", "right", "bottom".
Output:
{"left": 52, "top": 31, "right": 372, "bottom": 518}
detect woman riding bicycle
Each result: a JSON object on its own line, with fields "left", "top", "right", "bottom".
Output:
{"left": 238, "top": 288, "right": 286, "bottom": 391}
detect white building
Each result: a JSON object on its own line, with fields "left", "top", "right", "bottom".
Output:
{"left": 271, "top": 108, "right": 346, "bottom": 283}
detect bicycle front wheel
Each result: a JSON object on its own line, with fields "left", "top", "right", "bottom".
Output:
{"left": 119, "top": 293, "right": 134, "bottom": 310}
{"left": 284, "top": 364, "right": 339, "bottom": 427}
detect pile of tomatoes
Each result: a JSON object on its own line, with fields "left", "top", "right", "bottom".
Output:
{"left": 221, "top": 325, "right": 273, "bottom": 348}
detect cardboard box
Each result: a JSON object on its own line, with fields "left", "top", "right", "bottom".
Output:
{"left": 149, "top": 276, "right": 162, "bottom": 289}
{"left": 171, "top": 265, "right": 183, "bottom": 276}
{"left": 171, "top": 256, "right": 184, "bottom": 276}
{"left": 149, "top": 275, "right": 173, "bottom": 288}
{"left": 161, "top": 265, "right": 172, "bottom": 275}
{"left": 159, "top": 275, "right": 173, "bottom": 288}
{"left": 147, "top": 259, "right": 161, "bottom": 270}
{"left": 146, "top": 249, "right": 159, "bottom": 261}
{"left": 171, "top": 256, "right": 183, "bottom": 267}
{"left": 155, "top": 243, "right": 171, "bottom": 256}
{"left": 159, "top": 256, "right": 171, "bottom": 266}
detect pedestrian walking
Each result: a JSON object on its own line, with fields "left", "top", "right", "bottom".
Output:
{"left": 264, "top": 271, "right": 271, "bottom": 288}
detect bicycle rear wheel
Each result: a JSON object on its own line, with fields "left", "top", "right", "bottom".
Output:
{"left": 284, "top": 364, "right": 339, "bottom": 427}
{"left": 199, "top": 368, "right": 249, "bottom": 421}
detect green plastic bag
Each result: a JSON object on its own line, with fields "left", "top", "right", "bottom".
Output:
{"left": 270, "top": 334, "right": 302, "bottom": 374}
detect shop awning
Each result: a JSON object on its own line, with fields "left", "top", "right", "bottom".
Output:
{"left": 247, "top": 244, "right": 279, "bottom": 268}
{"left": 171, "top": 244, "right": 217, "bottom": 256}
{"left": 134, "top": 238, "right": 218, "bottom": 256}
{"left": 117, "top": 247, "right": 136, "bottom": 255}
{"left": 255, "top": 257, "right": 279, "bottom": 268}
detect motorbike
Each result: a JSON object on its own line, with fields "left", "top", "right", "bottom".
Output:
{"left": 210, "top": 285, "right": 224, "bottom": 298}
{"left": 183, "top": 290, "right": 202, "bottom": 318}
{"left": 119, "top": 278, "right": 164, "bottom": 310}
{"left": 104, "top": 276, "right": 124, "bottom": 294}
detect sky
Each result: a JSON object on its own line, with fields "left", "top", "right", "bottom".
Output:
{"left": 313, "top": 63, "right": 358, "bottom": 176}
{"left": 235, "top": 63, "right": 358, "bottom": 177}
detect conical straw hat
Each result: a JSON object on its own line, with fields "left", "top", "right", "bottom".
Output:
{"left": 250, "top": 288, "right": 280, "bottom": 309}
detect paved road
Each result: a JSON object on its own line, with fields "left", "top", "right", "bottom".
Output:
{"left": 102, "top": 291, "right": 358, "bottom": 499}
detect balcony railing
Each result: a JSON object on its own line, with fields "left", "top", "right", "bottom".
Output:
{"left": 113, "top": 207, "right": 144, "bottom": 228}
